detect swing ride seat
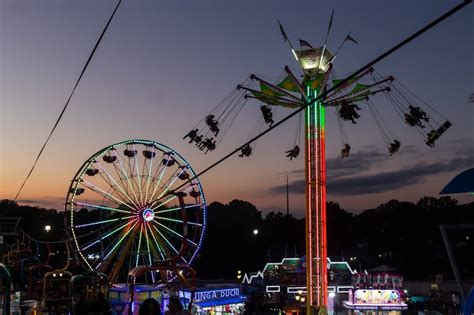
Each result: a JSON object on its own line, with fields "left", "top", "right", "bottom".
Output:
{"left": 426, "top": 120, "right": 451, "bottom": 146}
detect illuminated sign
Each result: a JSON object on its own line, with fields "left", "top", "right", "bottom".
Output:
{"left": 344, "top": 289, "right": 407, "bottom": 311}
{"left": 193, "top": 288, "right": 240, "bottom": 302}
{"left": 353, "top": 289, "right": 401, "bottom": 304}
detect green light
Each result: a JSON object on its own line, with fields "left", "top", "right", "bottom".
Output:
{"left": 320, "top": 101, "right": 325, "bottom": 128}
{"left": 146, "top": 223, "right": 166, "bottom": 260}
{"left": 136, "top": 225, "right": 143, "bottom": 267}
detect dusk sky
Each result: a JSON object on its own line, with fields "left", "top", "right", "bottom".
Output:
{"left": 1, "top": 0, "right": 472, "bottom": 216}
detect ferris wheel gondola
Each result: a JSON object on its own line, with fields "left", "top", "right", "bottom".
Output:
{"left": 65, "top": 140, "right": 206, "bottom": 284}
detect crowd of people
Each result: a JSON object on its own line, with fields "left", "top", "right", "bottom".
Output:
{"left": 139, "top": 297, "right": 191, "bottom": 315}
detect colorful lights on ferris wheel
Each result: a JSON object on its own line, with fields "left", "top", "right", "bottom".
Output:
{"left": 65, "top": 139, "right": 207, "bottom": 282}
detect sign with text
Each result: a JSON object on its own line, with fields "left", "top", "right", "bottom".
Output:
{"left": 193, "top": 288, "right": 240, "bottom": 302}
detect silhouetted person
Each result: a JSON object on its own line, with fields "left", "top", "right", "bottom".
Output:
{"left": 203, "top": 138, "right": 216, "bottom": 154}
{"left": 194, "top": 135, "right": 203, "bottom": 147}
{"left": 339, "top": 102, "right": 361, "bottom": 124}
{"left": 285, "top": 145, "right": 300, "bottom": 160}
{"left": 96, "top": 292, "right": 111, "bottom": 312}
{"left": 139, "top": 298, "right": 161, "bottom": 315}
{"left": 389, "top": 139, "right": 401, "bottom": 155}
{"left": 409, "top": 105, "right": 428, "bottom": 121}
{"left": 239, "top": 144, "right": 252, "bottom": 157}
{"left": 183, "top": 129, "right": 199, "bottom": 143}
{"left": 206, "top": 115, "right": 220, "bottom": 136}
{"left": 165, "top": 297, "right": 190, "bottom": 315}
{"left": 260, "top": 105, "right": 274, "bottom": 126}
{"left": 341, "top": 143, "right": 351, "bottom": 158}
{"left": 404, "top": 113, "right": 424, "bottom": 128}
{"left": 199, "top": 137, "right": 213, "bottom": 151}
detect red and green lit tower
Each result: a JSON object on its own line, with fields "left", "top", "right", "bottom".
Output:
{"left": 239, "top": 39, "right": 388, "bottom": 312}
{"left": 239, "top": 45, "right": 336, "bottom": 311}
{"left": 296, "top": 47, "right": 333, "bottom": 311}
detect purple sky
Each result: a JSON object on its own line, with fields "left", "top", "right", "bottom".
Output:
{"left": 1, "top": 0, "right": 472, "bottom": 216}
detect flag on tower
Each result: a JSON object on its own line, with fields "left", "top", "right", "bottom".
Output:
{"left": 345, "top": 33, "right": 358, "bottom": 44}
{"left": 278, "top": 20, "right": 289, "bottom": 42}
{"left": 324, "top": 10, "right": 334, "bottom": 45}
{"left": 299, "top": 39, "right": 313, "bottom": 49}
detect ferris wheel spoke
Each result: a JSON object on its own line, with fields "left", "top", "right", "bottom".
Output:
{"left": 152, "top": 220, "right": 198, "bottom": 247}
{"left": 147, "top": 154, "right": 173, "bottom": 205}
{"left": 143, "top": 148, "right": 160, "bottom": 205}
{"left": 81, "top": 218, "right": 139, "bottom": 251}
{"left": 111, "top": 163, "right": 132, "bottom": 201}
{"left": 143, "top": 223, "right": 154, "bottom": 265}
{"left": 75, "top": 215, "right": 135, "bottom": 228}
{"left": 74, "top": 202, "right": 132, "bottom": 214}
{"left": 97, "top": 220, "right": 139, "bottom": 268}
{"left": 126, "top": 150, "right": 141, "bottom": 204}
{"left": 155, "top": 168, "right": 186, "bottom": 202}
{"left": 115, "top": 152, "right": 141, "bottom": 207}
{"left": 143, "top": 224, "right": 157, "bottom": 282}
{"left": 135, "top": 224, "right": 144, "bottom": 267}
{"left": 81, "top": 179, "right": 135, "bottom": 211}
{"left": 132, "top": 145, "right": 144, "bottom": 205}
{"left": 154, "top": 216, "right": 203, "bottom": 227}
{"left": 154, "top": 203, "right": 203, "bottom": 215}
{"left": 146, "top": 222, "right": 167, "bottom": 261}
{"left": 96, "top": 161, "right": 140, "bottom": 209}
{"left": 149, "top": 223, "right": 185, "bottom": 263}
{"left": 149, "top": 184, "right": 196, "bottom": 210}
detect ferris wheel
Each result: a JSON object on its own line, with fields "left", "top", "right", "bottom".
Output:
{"left": 65, "top": 139, "right": 206, "bottom": 283}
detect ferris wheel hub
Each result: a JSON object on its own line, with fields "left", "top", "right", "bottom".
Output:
{"left": 141, "top": 208, "right": 155, "bottom": 222}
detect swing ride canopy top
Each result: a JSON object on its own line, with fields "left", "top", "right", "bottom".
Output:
{"left": 65, "top": 139, "right": 207, "bottom": 284}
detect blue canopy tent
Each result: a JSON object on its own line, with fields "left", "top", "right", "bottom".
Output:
{"left": 439, "top": 168, "right": 473, "bottom": 314}
{"left": 440, "top": 168, "right": 474, "bottom": 195}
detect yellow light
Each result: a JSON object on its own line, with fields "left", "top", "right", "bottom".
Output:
{"left": 297, "top": 290, "right": 303, "bottom": 295}
{"left": 301, "top": 297, "right": 305, "bottom": 302}
{"left": 295, "top": 295, "right": 300, "bottom": 301}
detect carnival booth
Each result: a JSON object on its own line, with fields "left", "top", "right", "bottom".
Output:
{"left": 344, "top": 271, "right": 407, "bottom": 314}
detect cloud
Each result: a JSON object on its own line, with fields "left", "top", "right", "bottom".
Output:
{"left": 326, "top": 146, "right": 387, "bottom": 179}
{"left": 16, "top": 197, "right": 64, "bottom": 210}
{"left": 285, "top": 145, "right": 415, "bottom": 179}
{"left": 269, "top": 153, "right": 474, "bottom": 196}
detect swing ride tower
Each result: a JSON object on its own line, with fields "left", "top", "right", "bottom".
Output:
{"left": 189, "top": 13, "right": 461, "bottom": 313}
{"left": 296, "top": 46, "right": 333, "bottom": 311}
{"left": 305, "top": 87, "right": 327, "bottom": 311}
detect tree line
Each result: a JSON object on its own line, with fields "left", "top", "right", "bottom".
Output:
{"left": 0, "top": 197, "right": 472, "bottom": 280}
